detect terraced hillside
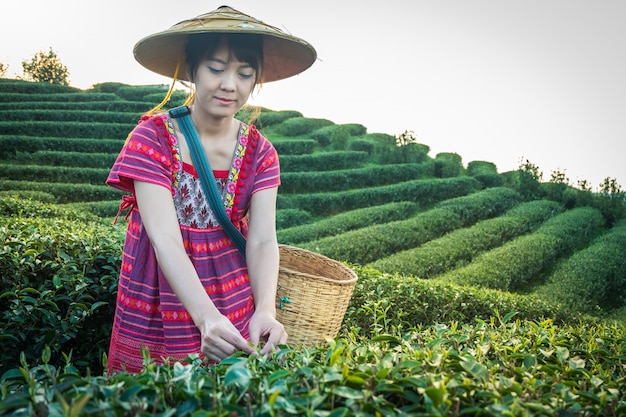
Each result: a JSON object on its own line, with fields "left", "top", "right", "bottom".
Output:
{"left": 1, "top": 78, "right": 625, "bottom": 320}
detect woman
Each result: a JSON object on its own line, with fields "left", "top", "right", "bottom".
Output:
{"left": 106, "top": 6, "right": 316, "bottom": 373}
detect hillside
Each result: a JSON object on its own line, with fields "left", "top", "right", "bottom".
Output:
{"left": 1, "top": 77, "right": 625, "bottom": 322}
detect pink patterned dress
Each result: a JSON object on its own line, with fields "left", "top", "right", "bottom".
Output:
{"left": 106, "top": 113, "right": 280, "bottom": 373}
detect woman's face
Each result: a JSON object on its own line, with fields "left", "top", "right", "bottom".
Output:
{"left": 192, "top": 41, "right": 257, "bottom": 120}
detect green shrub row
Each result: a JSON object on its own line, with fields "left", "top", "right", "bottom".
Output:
{"left": 0, "top": 214, "right": 122, "bottom": 375}
{"left": 60, "top": 200, "right": 124, "bottom": 219}
{"left": 12, "top": 150, "right": 118, "bottom": 169}
{"left": 534, "top": 219, "right": 626, "bottom": 314}
{"left": 300, "top": 187, "right": 521, "bottom": 263}
{"left": 275, "top": 208, "right": 313, "bottom": 230}
{"left": 5, "top": 109, "right": 141, "bottom": 124}
{"left": 0, "top": 92, "right": 119, "bottom": 103}
{"left": 280, "top": 163, "right": 434, "bottom": 194}
{"left": 434, "top": 152, "right": 464, "bottom": 178}
{"left": 277, "top": 202, "right": 420, "bottom": 245}
{"left": 0, "top": 121, "right": 133, "bottom": 139}
{"left": 466, "top": 160, "right": 498, "bottom": 176}
{"left": 0, "top": 180, "right": 123, "bottom": 203}
{"left": 0, "top": 163, "right": 109, "bottom": 185}
{"left": 371, "top": 199, "right": 564, "bottom": 277}
{"left": 255, "top": 109, "right": 302, "bottom": 128}
{"left": 0, "top": 100, "right": 154, "bottom": 113}
{"left": 114, "top": 85, "right": 171, "bottom": 101}
{"left": 3, "top": 314, "right": 624, "bottom": 416}
{"left": 279, "top": 150, "right": 370, "bottom": 172}
{"left": 0, "top": 78, "right": 79, "bottom": 94}
{"left": 438, "top": 206, "right": 606, "bottom": 291}
{"left": 272, "top": 116, "right": 335, "bottom": 136}
{"left": 0, "top": 189, "right": 56, "bottom": 203}
{"left": 278, "top": 176, "right": 480, "bottom": 217}
{"left": 308, "top": 123, "right": 367, "bottom": 147}
{"left": 271, "top": 138, "right": 317, "bottom": 156}
{"left": 0, "top": 194, "right": 101, "bottom": 222}
{"left": 0, "top": 136, "right": 123, "bottom": 158}
{"left": 381, "top": 143, "right": 434, "bottom": 165}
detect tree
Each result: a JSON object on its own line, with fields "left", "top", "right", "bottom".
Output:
{"left": 0, "top": 62, "right": 8, "bottom": 78}
{"left": 22, "top": 48, "right": 70, "bottom": 85}
{"left": 395, "top": 130, "right": 418, "bottom": 146}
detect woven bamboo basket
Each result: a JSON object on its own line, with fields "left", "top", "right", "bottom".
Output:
{"left": 276, "top": 244, "right": 358, "bottom": 346}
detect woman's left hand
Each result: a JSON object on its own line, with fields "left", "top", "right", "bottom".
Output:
{"left": 248, "top": 311, "right": 287, "bottom": 355}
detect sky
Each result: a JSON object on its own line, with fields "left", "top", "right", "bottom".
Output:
{"left": 2, "top": 0, "right": 625, "bottom": 190}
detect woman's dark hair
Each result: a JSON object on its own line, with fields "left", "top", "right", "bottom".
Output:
{"left": 185, "top": 33, "right": 264, "bottom": 84}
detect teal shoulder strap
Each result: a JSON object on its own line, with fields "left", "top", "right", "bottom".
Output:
{"left": 168, "top": 106, "right": 247, "bottom": 259}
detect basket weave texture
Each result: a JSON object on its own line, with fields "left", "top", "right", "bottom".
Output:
{"left": 276, "top": 245, "right": 358, "bottom": 346}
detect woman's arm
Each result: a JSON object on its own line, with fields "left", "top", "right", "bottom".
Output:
{"left": 133, "top": 180, "right": 256, "bottom": 360}
{"left": 245, "top": 186, "right": 287, "bottom": 353}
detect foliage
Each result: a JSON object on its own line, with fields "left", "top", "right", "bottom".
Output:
{"left": 0, "top": 63, "right": 8, "bottom": 78}
{"left": 280, "top": 163, "right": 434, "bottom": 194}
{"left": 273, "top": 116, "right": 334, "bottom": 136}
{"left": 21, "top": 48, "right": 70, "bottom": 86}
{"left": 277, "top": 202, "right": 420, "bottom": 245}
{"left": 439, "top": 206, "right": 606, "bottom": 291}
{"left": 280, "top": 177, "right": 479, "bottom": 217}
{"left": 2, "top": 307, "right": 624, "bottom": 415}
{"left": 372, "top": 199, "right": 563, "bottom": 277}
{"left": 278, "top": 151, "right": 370, "bottom": 173}
{"left": 276, "top": 208, "right": 313, "bottom": 230}
{"left": 302, "top": 187, "right": 521, "bottom": 263}
{"left": 535, "top": 219, "right": 626, "bottom": 315}
{"left": 0, "top": 210, "right": 122, "bottom": 375}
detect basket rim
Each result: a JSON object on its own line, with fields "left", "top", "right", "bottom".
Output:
{"left": 278, "top": 244, "right": 358, "bottom": 285}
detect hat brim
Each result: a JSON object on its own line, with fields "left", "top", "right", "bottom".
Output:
{"left": 133, "top": 7, "right": 317, "bottom": 83}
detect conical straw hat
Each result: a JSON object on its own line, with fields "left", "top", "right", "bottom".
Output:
{"left": 133, "top": 5, "right": 317, "bottom": 83}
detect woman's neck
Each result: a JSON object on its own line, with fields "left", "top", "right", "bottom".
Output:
{"left": 189, "top": 104, "right": 237, "bottom": 140}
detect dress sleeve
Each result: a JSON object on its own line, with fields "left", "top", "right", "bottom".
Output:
{"left": 252, "top": 133, "right": 281, "bottom": 194}
{"left": 106, "top": 115, "right": 179, "bottom": 196}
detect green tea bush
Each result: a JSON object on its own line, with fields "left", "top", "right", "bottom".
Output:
{"left": 0, "top": 164, "right": 108, "bottom": 185}
{"left": 434, "top": 152, "right": 464, "bottom": 178}
{"left": 0, "top": 78, "right": 78, "bottom": 94}
{"left": 279, "top": 176, "right": 480, "bottom": 217}
{"left": 0, "top": 136, "right": 123, "bottom": 157}
{"left": 348, "top": 138, "right": 375, "bottom": 155}
{"left": 0, "top": 214, "right": 122, "bottom": 375}
{"left": 279, "top": 151, "right": 369, "bottom": 172}
{"left": 63, "top": 200, "right": 124, "bottom": 219}
{"left": 13, "top": 150, "right": 117, "bottom": 169}
{"left": 273, "top": 116, "right": 334, "bottom": 136}
{"left": 0, "top": 190, "right": 55, "bottom": 203}
{"left": 0, "top": 100, "right": 152, "bottom": 113}
{"left": 280, "top": 163, "right": 434, "bottom": 194}
{"left": 272, "top": 139, "right": 317, "bottom": 156}
{"left": 376, "top": 142, "right": 432, "bottom": 165}
{"left": 372, "top": 199, "right": 563, "bottom": 277}
{"left": 346, "top": 266, "right": 571, "bottom": 330}
{"left": 0, "top": 92, "right": 118, "bottom": 103}
{"left": 466, "top": 160, "right": 498, "bottom": 176}
{"left": 3, "top": 315, "right": 625, "bottom": 416}
{"left": 255, "top": 109, "right": 302, "bottom": 128}
{"left": 535, "top": 219, "right": 626, "bottom": 314}
{"left": 301, "top": 187, "right": 519, "bottom": 264}
{"left": 0, "top": 180, "right": 123, "bottom": 203}
{"left": 439, "top": 206, "right": 606, "bottom": 291}
{"left": 0, "top": 195, "right": 100, "bottom": 222}
{"left": 114, "top": 85, "right": 169, "bottom": 101}
{"left": 4, "top": 109, "right": 140, "bottom": 124}
{"left": 0, "top": 121, "right": 132, "bottom": 139}
{"left": 275, "top": 208, "right": 313, "bottom": 230}
{"left": 277, "top": 202, "right": 420, "bottom": 245}
{"left": 144, "top": 91, "right": 187, "bottom": 108}
{"left": 309, "top": 124, "right": 366, "bottom": 147}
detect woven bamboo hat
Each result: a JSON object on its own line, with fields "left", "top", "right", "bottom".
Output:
{"left": 133, "top": 5, "right": 316, "bottom": 83}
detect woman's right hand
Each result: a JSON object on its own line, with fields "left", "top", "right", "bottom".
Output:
{"left": 198, "top": 315, "right": 257, "bottom": 362}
